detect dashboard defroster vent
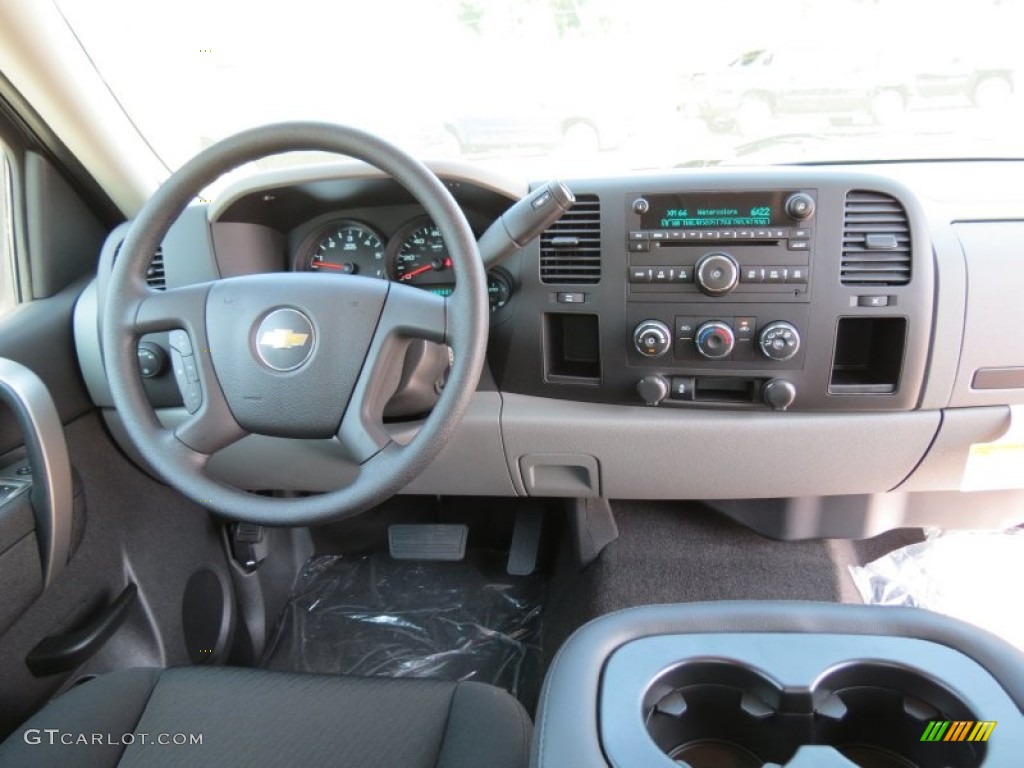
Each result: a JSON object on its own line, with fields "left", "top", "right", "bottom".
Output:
{"left": 841, "top": 191, "right": 911, "bottom": 286}
{"left": 540, "top": 194, "right": 601, "bottom": 284}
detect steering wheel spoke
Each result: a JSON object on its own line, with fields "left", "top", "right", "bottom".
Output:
{"left": 337, "top": 285, "right": 448, "bottom": 463}
{"left": 135, "top": 283, "right": 211, "bottom": 334}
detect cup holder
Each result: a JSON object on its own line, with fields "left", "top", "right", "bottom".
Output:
{"left": 644, "top": 661, "right": 985, "bottom": 768}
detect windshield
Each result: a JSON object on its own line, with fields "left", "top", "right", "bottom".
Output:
{"left": 56, "top": 0, "right": 1024, "bottom": 176}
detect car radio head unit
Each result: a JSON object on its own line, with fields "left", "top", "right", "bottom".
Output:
{"left": 640, "top": 191, "right": 795, "bottom": 230}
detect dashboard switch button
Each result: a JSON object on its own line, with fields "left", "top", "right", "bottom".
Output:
{"left": 857, "top": 295, "right": 890, "bottom": 308}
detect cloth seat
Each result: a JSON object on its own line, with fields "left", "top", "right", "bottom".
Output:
{"left": 0, "top": 666, "right": 532, "bottom": 767}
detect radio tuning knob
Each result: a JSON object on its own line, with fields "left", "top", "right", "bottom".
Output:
{"left": 694, "top": 253, "right": 740, "bottom": 297}
{"left": 785, "top": 192, "right": 815, "bottom": 220}
{"left": 637, "top": 375, "right": 669, "bottom": 406}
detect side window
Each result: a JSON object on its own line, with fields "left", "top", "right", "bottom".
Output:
{"left": 0, "top": 150, "right": 17, "bottom": 319}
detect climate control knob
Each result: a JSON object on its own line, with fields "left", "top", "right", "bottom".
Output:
{"left": 633, "top": 320, "right": 672, "bottom": 358}
{"left": 758, "top": 321, "right": 801, "bottom": 361}
{"left": 695, "top": 321, "right": 735, "bottom": 360}
{"left": 694, "top": 253, "right": 740, "bottom": 297}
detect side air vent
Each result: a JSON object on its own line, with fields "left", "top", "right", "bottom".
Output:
{"left": 145, "top": 247, "right": 166, "bottom": 290}
{"left": 113, "top": 243, "right": 166, "bottom": 290}
{"left": 540, "top": 194, "right": 601, "bottom": 284}
{"left": 841, "top": 191, "right": 911, "bottom": 286}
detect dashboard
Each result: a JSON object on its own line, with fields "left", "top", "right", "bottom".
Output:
{"left": 73, "top": 158, "right": 1024, "bottom": 537}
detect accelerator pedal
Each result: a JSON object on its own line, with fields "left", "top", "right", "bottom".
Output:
{"left": 388, "top": 524, "right": 468, "bottom": 561}
{"left": 507, "top": 506, "right": 544, "bottom": 576}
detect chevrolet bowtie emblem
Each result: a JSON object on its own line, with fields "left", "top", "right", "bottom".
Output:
{"left": 258, "top": 329, "right": 310, "bottom": 349}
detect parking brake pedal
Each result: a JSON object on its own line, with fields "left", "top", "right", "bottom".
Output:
{"left": 507, "top": 506, "right": 544, "bottom": 576}
{"left": 388, "top": 524, "right": 468, "bottom": 561}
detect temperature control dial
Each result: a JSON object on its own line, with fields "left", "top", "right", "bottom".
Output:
{"left": 758, "top": 321, "right": 801, "bottom": 361}
{"left": 634, "top": 320, "right": 672, "bottom": 358}
{"left": 695, "top": 321, "right": 735, "bottom": 359}
{"left": 695, "top": 253, "right": 740, "bottom": 297}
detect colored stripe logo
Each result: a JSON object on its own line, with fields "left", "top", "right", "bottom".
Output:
{"left": 920, "top": 720, "right": 996, "bottom": 742}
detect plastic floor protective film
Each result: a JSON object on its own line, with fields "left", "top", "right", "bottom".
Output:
{"left": 262, "top": 552, "right": 544, "bottom": 699}
{"left": 849, "top": 527, "right": 1024, "bottom": 651}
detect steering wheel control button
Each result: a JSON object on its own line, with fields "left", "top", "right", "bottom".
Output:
{"left": 183, "top": 382, "right": 203, "bottom": 414}
{"left": 136, "top": 342, "right": 166, "bottom": 378}
{"left": 695, "top": 253, "right": 740, "bottom": 297}
{"left": 695, "top": 321, "right": 735, "bottom": 359}
{"left": 168, "top": 330, "right": 193, "bottom": 356}
{"left": 633, "top": 320, "right": 672, "bottom": 358}
{"left": 254, "top": 308, "right": 315, "bottom": 371}
{"left": 758, "top": 321, "right": 801, "bottom": 361}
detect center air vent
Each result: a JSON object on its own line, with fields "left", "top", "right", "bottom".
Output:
{"left": 841, "top": 191, "right": 911, "bottom": 286}
{"left": 540, "top": 194, "right": 601, "bottom": 284}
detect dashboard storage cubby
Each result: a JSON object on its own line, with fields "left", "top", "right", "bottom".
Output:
{"left": 600, "top": 633, "right": 1024, "bottom": 768}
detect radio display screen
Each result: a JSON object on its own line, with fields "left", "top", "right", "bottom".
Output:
{"left": 641, "top": 191, "right": 793, "bottom": 229}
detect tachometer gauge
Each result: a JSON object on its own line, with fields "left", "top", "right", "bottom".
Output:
{"left": 392, "top": 223, "right": 453, "bottom": 287}
{"left": 303, "top": 221, "right": 386, "bottom": 278}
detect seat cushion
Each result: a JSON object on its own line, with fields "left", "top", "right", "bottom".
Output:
{"left": 0, "top": 666, "right": 532, "bottom": 768}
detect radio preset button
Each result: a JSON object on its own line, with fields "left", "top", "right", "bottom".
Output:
{"left": 787, "top": 267, "right": 808, "bottom": 283}
{"left": 650, "top": 231, "right": 668, "bottom": 240}
{"left": 790, "top": 228, "right": 812, "bottom": 239}
{"left": 765, "top": 267, "right": 786, "bottom": 284}
{"left": 628, "top": 267, "right": 652, "bottom": 283}
{"left": 628, "top": 231, "right": 649, "bottom": 241}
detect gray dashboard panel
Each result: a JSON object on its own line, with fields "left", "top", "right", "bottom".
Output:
{"left": 500, "top": 393, "right": 939, "bottom": 499}
{"left": 950, "top": 222, "right": 1024, "bottom": 407}
{"left": 101, "top": 391, "right": 514, "bottom": 496}
{"left": 72, "top": 161, "right": 1024, "bottom": 511}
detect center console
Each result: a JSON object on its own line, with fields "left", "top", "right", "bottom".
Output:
{"left": 533, "top": 603, "right": 1024, "bottom": 768}
{"left": 491, "top": 171, "right": 934, "bottom": 413}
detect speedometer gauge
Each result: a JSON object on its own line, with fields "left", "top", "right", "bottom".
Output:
{"left": 392, "top": 223, "right": 453, "bottom": 287}
{"left": 302, "top": 221, "right": 386, "bottom": 278}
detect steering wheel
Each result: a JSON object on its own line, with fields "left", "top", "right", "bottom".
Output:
{"left": 101, "top": 123, "right": 489, "bottom": 525}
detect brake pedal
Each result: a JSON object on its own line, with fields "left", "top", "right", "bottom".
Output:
{"left": 388, "top": 524, "right": 468, "bottom": 561}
